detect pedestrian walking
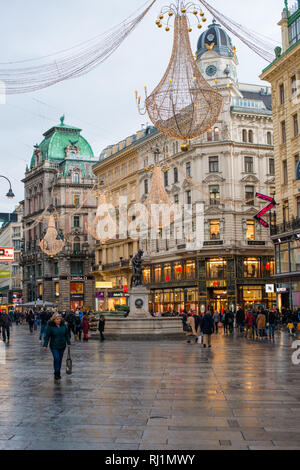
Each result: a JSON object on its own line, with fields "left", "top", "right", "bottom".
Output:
{"left": 213, "top": 310, "right": 220, "bottom": 334}
{"left": 66, "top": 311, "right": 75, "bottom": 339}
{"left": 8, "top": 308, "right": 14, "bottom": 324}
{"left": 98, "top": 315, "right": 106, "bottom": 341}
{"left": 27, "top": 309, "right": 35, "bottom": 333}
{"left": 0, "top": 312, "right": 12, "bottom": 342}
{"left": 200, "top": 311, "right": 214, "bottom": 348}
{"left": 82, "top": 314, "right": 89, "bottom": 341}
{"left": 257, "top": 311, "right": 266, "bottom": 340}
{"left": 236, "top": 306, "right": 245, "bottom": 334}
{"left": 43, "top": 313, "right": 71, "bottom": 380}
{"left": 74, "top": 313, "right": 82, "bottom": 341}
{"left": 268, "top": 309, "right": 276, "bottom": 340}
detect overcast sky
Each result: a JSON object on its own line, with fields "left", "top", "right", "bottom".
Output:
{"left": 0, "top": 0, "right": 285, "bottom": 213}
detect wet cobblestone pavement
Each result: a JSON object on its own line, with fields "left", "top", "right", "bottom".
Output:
{"left": 0, "top": 325, "right": 299, "bottom": 450}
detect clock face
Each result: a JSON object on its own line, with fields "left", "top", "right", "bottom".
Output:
{"left": 207, "top": 33, "right": 215, "bottom": 42}
{"left": 206, "top": 65, "right": 217, "bottom": 77}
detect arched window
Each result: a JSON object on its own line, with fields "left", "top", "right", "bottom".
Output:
{"left": 207, "top": 129, "right": 213, "bottom": 141}
{"left": 242, "top": 129, "right": 247, "bottom": 142}
{"left": 248, "top": 130, "right": 254, "bottom": 143}
{"left": 267, "top": 131, "right": 272, "bottom": 145}
{"left": 214, "top": 127, "right": 220, "bottom": 141}
{"left": 73, "top": 237, "right": 81, "bottom": 254}
{"left": 73, "top": 172, "right": 79, "bottom": 184}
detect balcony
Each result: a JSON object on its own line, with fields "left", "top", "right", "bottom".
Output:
{"left": 270, "top": 217, "right": 300, "bottom": 236}
{"left": 102, "top": 259, "right": 130, "bottom": 271}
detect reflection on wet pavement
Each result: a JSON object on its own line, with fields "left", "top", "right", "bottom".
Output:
{"left": 0, "top": 326, "right": 299, "bottom": 450}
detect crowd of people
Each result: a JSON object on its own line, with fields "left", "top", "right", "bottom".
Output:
{"left": 181, "top": 305, "right": 300, "bottom": 347}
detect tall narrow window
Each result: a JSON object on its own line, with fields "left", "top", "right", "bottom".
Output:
{"left": 283, "top": 160, "right": 288, "bottom": 184}
{"left": 73, "top": 173, "right": 79, "bottom": 183}
{"left": 186, "top": 162, "right": 191, "bottom": 177}
{"left": 291, "top": 75, "right": 297, "bottom": 97}
{"left": 74, "top": 216, "right": 80, "bottom": 228}
{"left": 186, "top": 190, "right": 192, "bottom": 205}
{"left": 245, "top": 186, "right": 255, "bottom": 205}
{"left": 209, "top": 156, "right": 219, "bottom": 173}
{"left": 248, "top": 130, "right": 254, "bottom": 143}
{"left": 283, "top": 200, "right": 289, "bottom": 223}
{"left": 174, "top": 167, "right": 178, "bottom": 183}
{"left": 210, "top": 220, "right": 220, "bottom": 240}
{"left": 267, "top": 132, "right": 272, "bottom": 145}
{"left": 280, "top": 83, "right": 285, "bottom": 105}
{"left": 246, "top": 220, "right": 255, "bottom": 241}
{"left": 269, "top": 158, "right": 275, "bottom": 175}
{"left": 209, "top": 185, "right": 220, "bottom": 205}
{"left": 144, "top": 179, "right": 148, "bottom": 195}
{"left": 281, "top": 121, "right": 286, "bottom": 143}
{"left": 207, "top": 129, "right": 213, "bottom": 141}
{"left": 245, "top": 156, "right": 254, "bottom": 173}
{"left": 214, "top": 127, "right": 220, "bottom": 141}
{"left": 293, "top": 114, "right": 299, "bottom": 137}
{"left": 242, "top": 129, "right": 247, "bottom": 142}
{"left": 164, "top": 171, "right": 169, "bottom": 187}
{"left": 174, "top": 194, "right": 179, "bottom": 204}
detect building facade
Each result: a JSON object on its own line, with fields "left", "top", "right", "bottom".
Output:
{"left": 21, "top": 118, "right": 97, "bottom": 311}
{"left": 261, "top": 1, "right": 300, "bottom": 310}
{"left": 93, "top": 22, "right": 276, "bottom": 313}
{"left": 0, "top": 203, "right": 24, "bottom": 306}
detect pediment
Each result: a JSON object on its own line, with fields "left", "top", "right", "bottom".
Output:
{"left": 242, "top": 207, "right": 258, "bottom": 215}
{"left": 169, "top": 184, "right": 181, "bottom": 194}
{"left": 240, "top": 174, "right": 260, "bottom": 184}
{"left": 204, "top": 206, "right": 224, "bottom": 216}
{"left": 203, "top": 173, "right": 225, "bottom": 184}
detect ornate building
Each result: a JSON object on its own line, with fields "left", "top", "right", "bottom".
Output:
{"left": 261, "top": 1, "right": 300, "bottom": 309}
{"left": 93, "top": 22, "right": 276, "bottom": 313}
{"left": 21, "top": 117, "right": 97, "bottom": 311}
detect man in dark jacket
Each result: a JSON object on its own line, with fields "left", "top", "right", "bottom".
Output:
{"left": 39, "top": 309, "right": 50, "bottom": 342}
{"left": 200, "top": 312, "right": 214, "bottom": 348}
{"left": 236, "top": 306, "right": 245, "bottom": 334}
{"left": 0, "top": 313, "right": 12, "bottom": 342}
{"left": 268, "top": 310, "right": 277, "bottom": 340}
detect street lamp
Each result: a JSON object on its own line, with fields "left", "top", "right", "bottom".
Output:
{"left": 0, "top": 175, "right": 15, "bottom": 199}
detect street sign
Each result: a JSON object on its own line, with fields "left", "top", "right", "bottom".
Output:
{"left": 0, "top": 271, "right": 10, "bottom": 278}
{"left": 0, "top": 248, "right": 14, "bottom": 261}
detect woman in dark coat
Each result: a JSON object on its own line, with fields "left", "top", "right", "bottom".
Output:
{"left": 27, "top": 309, "right": 35, "bottom": 333}
{"left": 82, "top": 315, "right": 89, "bottom": 341}
{"left": 200, "top": 312, "right": 214, "bottom": 348}
{"left": 98, "top": 315, "right": 105, "bottom": 341}
{"left": 43, "top": 313, "right": 71, "bottom": 380}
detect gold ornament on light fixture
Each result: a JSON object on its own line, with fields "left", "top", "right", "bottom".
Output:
{"left": 136, "top": 2, "right": 223, "bottom": 151}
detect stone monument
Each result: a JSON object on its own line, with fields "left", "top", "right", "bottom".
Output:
{"left": 129, "top": 249, "right": 150, "bottom": 319}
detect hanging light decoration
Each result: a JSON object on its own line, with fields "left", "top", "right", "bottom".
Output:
{"left": 136, "top": 1, "right": 223, "bottom": 152}
{"left": 39, "top": 211, "right": 64, "bottom": 257}
{"left": 89, "top": 190, "right": 117, "bottom": 242}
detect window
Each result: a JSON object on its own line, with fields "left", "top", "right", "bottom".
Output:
{"left": 38, "top": 264, "right": 42, "bottom": 277}
{"left": 54, "top": 263, "right": 58, "bottom": 276}
{"left": 174, "top": 167, "right": 178, "bottom": 183}
{"left": 164, "top": 264, "right": 171, "bottom": 282}
{"left": 55, "top": 283, "right": 60, "bottom": 298}
{"left": 73, "top": 173, "right": 79, "bottom": 184}
{"left": 209, "top": 156, "right": 219, "bottom": 173}
{"left": 283, "top": 160, "right": 288, "bottom": 184}
{"left": 243, "top": 258, "right": 260, "bottom": 278}
{"left": 143, "top": 268, "right": 151, "bottom": 284}
{"left": 248, "top": 130, "right": 253, "bottom": 143}
{"left": 174, "top": 263, "right": 183, "bottom": 281}
{"left": 281, "top": 121, "right": 286, "bottom": 144}
{"left": 267, "top": 132, "right": 272, "bottom": 145}
{"left": 74, "top": 216, "right": 80, "bottom": 228}
{"left": 73, "top": 237, "right": 80, "bottom": 254}
{"left": 122, "top": 163, "right": 127, "bottom": 176}
{"left": 207, "top": 259, "right": 227, "bottom": 279}
{"left": 209, "top": 185, "right": 220, "bottom": 205}
{"left": 297, "top": 197, "right": 300, "bottom": 219}
{"left": 71, "top": 262, "right": 84, "bottom": 275}
{"left": 293, "top": 114, "right": 299, "bottom": 137}
{"left": 109, "top": 170, "right": 113, "bottom": 182}
{"left": 269, "top": 158, "right": 275, "bottom": 175}
{"left": 245, "top": 156, "right": 254, "bottom": 173}
{"left": 144, "top": 179, "right": 148, "bottom": 195}
{"left": 246, "top": 220, "right": 255, "bottom": 241}
{"left": 154, "top": 266, "right": 161, "bottom": 282}
{"left": 164, "top": 171, "right": 169, "bottom": 187}
{"left": 115, "top": 167, "right": 119, "bottom": 179}
{"left": 283, "top": 200, "right": 289, "bottom": 223}
{"left": 292, "top": 75, "right": 297, "bottom": 97}
{"left": 13, "top": 240, "right": 20, "bottom": 250}
{"left": 242, "top": 129, "right": 247, "bottom": 142}
{"left": 207, "top": 129, "right": 213, "bottom": 141}
{"left": 185, "top": 261, "right": 195, "bottom": 280}
{"left": 245, "top": 186, "right": 254, "bottom": 205}
{"left": 186, "top": 190, "right": 192, "bottom": 205}
{"left": 210, "top": 220, "right": 220, "bottom": 240}
{"left": 214, "top": 127, "right": 220, "bottom": 141}
{"left": 186, "top": 162, "right": 191, "bottom": 177}
{"left": 74, "top": 195, "right": 80, "bottom": 207}
{"left": 174, "top": 194, "right": 179, "bottom": 204}
{"left": 280, "top": 83, "right": 285, "bottom": 105}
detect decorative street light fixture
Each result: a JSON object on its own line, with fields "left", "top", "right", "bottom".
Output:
{"left": 0, "top": 175, "right": 15, "bottom": 199}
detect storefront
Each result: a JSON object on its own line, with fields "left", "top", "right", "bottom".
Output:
{"left": 107, "top": 291, "right": 129, "bottom": 311}
{"left": 150, "top": 287, "right": 198, "bottom": 314}
{"left": 70, "top": 281, "right": 84, "bottom": 311}
{"left": 238, "top": 284, "right": 276, "bottom": 310}
{"left": 206, "top": 280, "right": 228, "bottom": 312}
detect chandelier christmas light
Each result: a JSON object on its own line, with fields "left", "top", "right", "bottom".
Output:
{"left": 136, "top": 1, "right": 223, "bottom": 151}
{"left": 89, "top": 191, "right": 117, "bottom": 242}
{"left": 39, "top": 211, "right": 64, "bottom": 257}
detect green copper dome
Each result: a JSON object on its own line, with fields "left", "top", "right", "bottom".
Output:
{"left": 30, "top": 116, "right": 94, "bottom": 169}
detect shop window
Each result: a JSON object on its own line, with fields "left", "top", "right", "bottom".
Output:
{"left": 154, "top": 266, "right": 161, "bottom": 282}
{"left": 243, "top": 258, "right": 261, "bottom": 278}
{"left": 174, "top": 263, "right": 183, "bottom": 281}
{"left": 290, "top": 246, "right": 300, "bottom": 272}
{"left": 210, "top": 220, "right": 220, "bottom": 240}
{"left": 70, "top": 282, "right": 84, "bottom": 295}
{"left": 206, "top": 258, "right": 227, "bottom": 279}
{"left": 209, "top": 156, "right": 219, "bottom": 173}
{"left": 242, "top": 286, "right": 262, "bottom": 304}
{"left": 185, "top": 260, "right": 195, "bottom": 280}
{"left": 264, "top": 260, "right": 275, "bottom": 276}
{"left": 245, "top": 156, "right": 254, "bottom": 173}
{"left": 164, "top": 264, "right": 171, "bottom": 282}
{"left": 246, "top": 220, "right": 255, "bottom": 241}
{"left": 209, "top": 185, "right": 220, "bottom": 205}
{"left": 143, "top": 268, "right": 151, "bottom": 284}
